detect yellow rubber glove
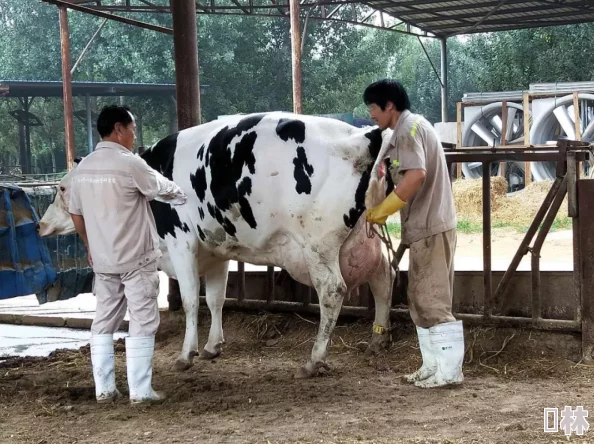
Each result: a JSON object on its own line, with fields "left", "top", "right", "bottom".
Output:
{"left": 366, "top": 191, "right": 407, "bottom": 225}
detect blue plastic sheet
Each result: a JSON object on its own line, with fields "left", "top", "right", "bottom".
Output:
{"left": 23, "top": 185, "right": 94, "bottom": 304}
{"left": 0, "top": 184, "right": 57, "bottom": 300}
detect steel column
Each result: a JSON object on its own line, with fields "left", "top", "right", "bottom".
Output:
{"left": 440, "top": 37, "right": 448, "bottom": 122}
{"left": 85, "top": 94, "right": 93, "bottom": 154}
{"left": 168, "top": 0, "right": 202, "bottom": 312}
{"left": 24, "top": 98, "right": 33, "bottom": 174}
{"left": 531, "top": 177, "right": 568, "bottom": 324}
{"left": 482, "top": 161, "right": 492, "bottom": 318}
{"left": 289, "top": 0, "right": 302, "bottom": 114}
{"left": 170, "top": 0, "right": 201, "bottom": 127}
{"left": 59, "top": 7, "right": 76, "bottom": 171}
{"left": 578, "top": 179, "right": 594, "bottom": 363}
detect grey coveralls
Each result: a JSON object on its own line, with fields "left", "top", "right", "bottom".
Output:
{"left": 68, "top": 141, "right": 181, "bottom": 337}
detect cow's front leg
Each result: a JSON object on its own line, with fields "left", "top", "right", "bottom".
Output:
{"left": 165, "top": 238, "right": 201, "bottom": 371}
{"left": 201, "top": 260, "right": 229, "bottom": 360}
{"left": 296, "top": 252, "right": 347, "bottom": 378}
{"left": 365, "top": 253, "right": 395, "bottom": 357}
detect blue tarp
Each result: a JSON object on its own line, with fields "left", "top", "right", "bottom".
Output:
{"left": 0, "top": 184, "right": 93, "bottom": 303}
{"left": 0, "top": 184, "right": 57, "bottom": 300}
{"left": 24, "top": 185, "right": 94, "bottom": 304}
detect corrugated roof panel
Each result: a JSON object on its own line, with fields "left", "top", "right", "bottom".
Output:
{"left": 362, "top": 0, "right": 594, "bottom": 36}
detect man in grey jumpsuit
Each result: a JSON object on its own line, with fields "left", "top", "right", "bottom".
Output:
{"left": 364, "top": 79, "right": 464, "bottom": 388}
{"left": 68, "top": 105, "right": 187, "bottom": 404}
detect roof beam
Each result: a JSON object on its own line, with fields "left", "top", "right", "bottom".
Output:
{"left": 456, "top": 0, "right": 508, "bottom": 35}
{"left": 41, "top": 0, "right": 173, "bottom": 34}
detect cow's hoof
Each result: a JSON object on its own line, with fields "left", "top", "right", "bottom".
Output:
{"left": 294, "top": 361, "right": 331, "bottom": 379}
{"left": 174, "top": 359, "right": 194, "bottom": 372}
{"left": 200, "top": 346, "right": 222, "bottom": 360}
{"left": 364, "top": 332, "right": 392, "bottom": 358}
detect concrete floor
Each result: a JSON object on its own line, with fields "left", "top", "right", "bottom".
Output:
{"left": 0, "top": 324, "right": 127, "bottom": 358}
{"left": 0, "top": 271, "right": 170, "bottom": 359}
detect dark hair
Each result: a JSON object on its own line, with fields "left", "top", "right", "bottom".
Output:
{"left": 363, "top": 79, "right": 411, "bottom": 112}
{"left": 96, "top": 105, "right": 134, "bottom": 138}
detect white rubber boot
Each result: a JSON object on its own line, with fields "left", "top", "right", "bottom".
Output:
{"left": 415, "top": 320, "right": 465, "bottom": 388}
{"left": 402, "top": 326, "right": 437, "bottom": 383}
{"left": 125, "top": 336, "right": 166, "bottom": 405}
{"left": 90, "top": 334, "right": 122, "bottom": 403}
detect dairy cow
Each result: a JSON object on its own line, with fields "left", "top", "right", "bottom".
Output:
{"left": 39, "top": 112, "right": 396, "bottom": 378}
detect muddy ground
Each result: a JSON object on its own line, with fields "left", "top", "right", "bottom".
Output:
{"left": 2, "top": 309, "right": 594, "bottom": 444}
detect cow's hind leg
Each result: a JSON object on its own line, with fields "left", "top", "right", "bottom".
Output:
{"left": 365, "top": 253, "right": 395, "bottom": 356}
{"left": 296, "top": 248, "right": 348, "bottom": 379}
{"left": 201, "top": 260, "right": 229, "bottom": 360}
{"left": 165, "top": 238, "right": 201, "bottom": 371}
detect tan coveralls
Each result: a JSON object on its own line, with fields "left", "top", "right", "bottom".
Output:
{"left": 387, "top": 110, "right": 457, "bottom": 328}
{"left": 68, "top": 141, "right": 174, "bottom": 337}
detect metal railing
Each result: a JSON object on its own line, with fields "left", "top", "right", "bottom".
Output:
{"left": 217, "top": 140, "right": 594, "bottom": 358}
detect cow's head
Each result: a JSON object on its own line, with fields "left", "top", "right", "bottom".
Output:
{"left": 38, "top": 157, "right": 83, "bottom": 237}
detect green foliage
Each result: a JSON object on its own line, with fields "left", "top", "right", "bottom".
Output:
{"left": 1, "top": 0, "right": 594, "bottom": 173}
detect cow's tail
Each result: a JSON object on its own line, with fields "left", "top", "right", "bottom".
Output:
{"left": 364, "top": 129, "right": 393, "bottom": 210}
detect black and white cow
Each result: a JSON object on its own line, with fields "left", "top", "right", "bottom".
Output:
{"left": 39, "top": 112, "right": 396, "bottom": 378}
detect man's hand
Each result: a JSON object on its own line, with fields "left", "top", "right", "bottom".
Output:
{"left": 154, "top": 173, "right": 188, "bottom": 206}
{"left": 157, "top": 189, "right": 187, "bottom": 206}
{"left": 70, "top": 213, "right": 93, "bottom": 267}
{"left": 366, "top": 191, "right": 407, "bottom": 225}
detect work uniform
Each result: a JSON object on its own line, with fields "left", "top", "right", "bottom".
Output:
{"left": 69, "top": 140, "right": 186, "bottom": 404}
{"left": 386, "top": 109, "right": 457, "bottom": 328}
{"left": 68, "top": 141, "right": 172, "bottom": 337}
{"left": 378, "top": 109, "right": 464, "bottom": 389}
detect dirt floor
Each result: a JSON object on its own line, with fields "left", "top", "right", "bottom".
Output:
{"left": 2, "top": 310, "right": 594, "bottom": 444}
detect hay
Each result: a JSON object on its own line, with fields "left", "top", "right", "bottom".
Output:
{"left": 498, "top": 180, "right": 569, "bottom": 225}
{"left": 452, "top": 176, "right": 508, "bottom": 222}
{"left": 452, "top": 177, "right": 569, "bottom": 226}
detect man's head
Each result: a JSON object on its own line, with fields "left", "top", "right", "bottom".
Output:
{"left": 97, "top": 104, "right": 137, "bottom": 151}
{"left": 363, "top": 79, "right": 411, "bottom": 130}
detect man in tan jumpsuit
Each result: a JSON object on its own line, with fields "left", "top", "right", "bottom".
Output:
{"left": 68, "top": 105, "right": 187, "bottom": 404}
{"left": 363, "top": 79, "right": 464, "bottom": 388}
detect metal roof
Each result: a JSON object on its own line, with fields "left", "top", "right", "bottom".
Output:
{"left": 0, "top": 80, "right": 177, "bottom": 98}
{"left": 40, "top": 0, "right": 594, "bottom": 39}
{"left": 360, "top": 0, "right": 594, "bottom": 37}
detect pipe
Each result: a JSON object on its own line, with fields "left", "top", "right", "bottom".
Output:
{"left": 170, "top": 0, "right": 201, "bottom": 127}
{"left": 59, "top": 7, "right": 76, "bottom": 171}
{"left": 199, "top": 297, "right": 581, "bottom": 332}
{"left": 494, "top": 176, "right": 564, "bottom": 311}
{"left": 289, "top": 0, "right": 302, "bottom": 114}
{"left": 482, "top": 161, "right": 492, "bottom": 319}
{"left": 71, "top": 18, "right": 108, "bottom": 76}
{"left": 440, "top": 37, "right": 448, "bottom": 122}
{"left": 85, "top": 94, "right": 93, "bottom": 154}
{"left": 531, "top": 176, "right": 568, "bottom": 324}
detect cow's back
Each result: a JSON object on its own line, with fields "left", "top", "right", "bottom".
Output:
{"left": 144, "top": 112, "right": 384, "bottom": 260}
